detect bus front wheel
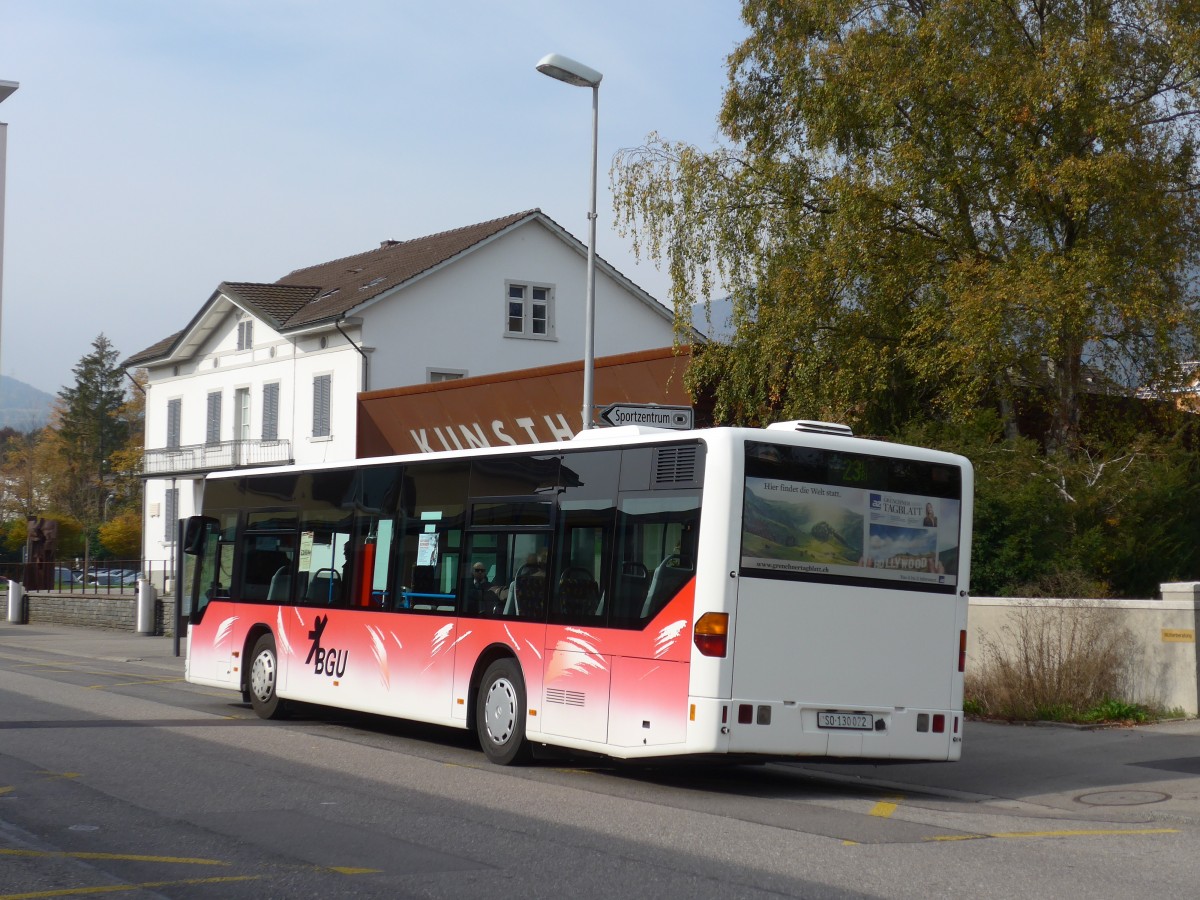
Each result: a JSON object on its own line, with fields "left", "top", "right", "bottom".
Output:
{"left": 476, "top": 658, "right": 530, "bottom": 765}
{"left": 248, "top": 633, "right": 287, "bottom": 720}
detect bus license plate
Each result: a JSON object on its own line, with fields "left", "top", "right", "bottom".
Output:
{"left": 818, "top": 712, "right": 873, "bottom": 730}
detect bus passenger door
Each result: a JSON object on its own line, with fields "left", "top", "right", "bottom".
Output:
{"left": 542, "top": 475, "right": 613, "bottom": 746}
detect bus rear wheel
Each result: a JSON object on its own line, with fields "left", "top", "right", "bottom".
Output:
{"left": 476, "top": 658, "right": 530, "bottom": 765}
{"left": 248, "top": 633, "right": 287, "bottom": 720}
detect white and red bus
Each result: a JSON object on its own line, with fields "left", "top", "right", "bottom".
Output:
{"left": 181, "top": 421, "right": 973, "bottom": 765}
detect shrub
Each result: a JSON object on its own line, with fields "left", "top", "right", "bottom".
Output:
{"left": 966, "top": 600, "right": 1137, "bottom": 720}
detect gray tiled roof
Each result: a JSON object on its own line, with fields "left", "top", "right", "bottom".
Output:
{"left": 218, "top": 283, "right": 321, "bottom": 329}
{"left": 122, "top": 209, "right": 540, "bottom": 367}
{"left": 122, "top": 331, "right": 184, "bottom": 367}
{"left": 276, "top": 209, "right": 537, "bottom": 328}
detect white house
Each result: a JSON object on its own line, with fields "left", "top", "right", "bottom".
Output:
{"left": 122, "top": 209, "right": 679, "bottom": 575}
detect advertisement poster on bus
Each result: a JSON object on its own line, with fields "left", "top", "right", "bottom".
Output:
{"left": 741, "top": 476, "right": 960, "bottom": 588}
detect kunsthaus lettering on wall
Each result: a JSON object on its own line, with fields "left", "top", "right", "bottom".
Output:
{"left": 409, "top": 414, "right": 576, "bottom": 453}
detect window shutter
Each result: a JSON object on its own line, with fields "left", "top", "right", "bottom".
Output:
{"left": 237, "top": 319, "right": 254, "bottom": 350}
{"left": 313, "top": 375, "right": 331, "bottom": 437}
{"left": 262, "top": 383, "right": 279, "bottom": 441}
{"left": 164, "top": 488, "right": 178, "bottom": 542}
{"left": 166, "top": 399, "right": 181, "bottom": 449}
{"left": 206, "top": 392, "right": 222, "bottom": 445}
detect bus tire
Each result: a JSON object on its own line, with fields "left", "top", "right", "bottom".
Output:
{"left": 476, "top": 658, "right": 530, "bottom": 765}
{"left": 248, "top": 633, "right": 287, "bottom": 720}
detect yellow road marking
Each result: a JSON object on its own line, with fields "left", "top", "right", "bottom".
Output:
{"left": 0, "top": 849, "right": 227, "bottom": 865}
{"left": 0, "top": 875, "right": 258, "bottom": 899}
{"left": 869, "top": 795, "right": 903, "bottom": 818}
{"left": 0, "top": 786, "right": 13, "bottom": 796}
{"left": 326, "top": 867, "right": 382, "bottom": 875}
{"left": 35, "top": 772, "right": 80, "bottom": 781}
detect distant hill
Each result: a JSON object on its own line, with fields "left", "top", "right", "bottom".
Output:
{"left": 0, "top": 375, "right": 54, "bottom": 431}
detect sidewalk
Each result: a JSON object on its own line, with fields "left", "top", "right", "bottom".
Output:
{"left": 0, "top": 620, "right": 186, "bottom": 676}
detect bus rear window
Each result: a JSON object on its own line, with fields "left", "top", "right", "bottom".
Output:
{"left": 740, "top": 441, "right": 961, "bottom": 593}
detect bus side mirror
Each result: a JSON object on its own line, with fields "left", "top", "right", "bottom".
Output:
{"left": 183, "top": 516, "right": 218, "bottom": 555}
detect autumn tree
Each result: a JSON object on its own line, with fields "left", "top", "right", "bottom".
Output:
{"left": 613, "top": 0, "right": 1200, "bottom": 453}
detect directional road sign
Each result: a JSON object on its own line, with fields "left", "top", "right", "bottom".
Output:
{"left": 598, "top": 403, "right": 694, "bottom": 430}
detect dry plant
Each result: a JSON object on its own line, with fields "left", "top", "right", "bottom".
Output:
{"left": 966, "top": 601, "right": 1136, "bottom": 720}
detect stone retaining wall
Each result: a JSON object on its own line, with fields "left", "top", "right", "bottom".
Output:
{"left": 16, "top": 591, "right": 178, "bottom": 637}
{"left": 969, "top": 582, "right": 1200, "bottom": 715}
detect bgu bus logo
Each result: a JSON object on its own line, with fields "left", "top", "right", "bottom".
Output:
{"left": 305, "top": 614, "right": 349, "bottom": 678}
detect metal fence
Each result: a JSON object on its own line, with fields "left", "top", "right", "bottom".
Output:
{"left": 143, "top": 438, "right": 291, "bottom": 476}
{"left": 0, "top": 559, "right": 174, "bottom": 596}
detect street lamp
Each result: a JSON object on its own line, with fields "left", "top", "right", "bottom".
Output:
{"left": 536, "top": 53, "right": 602, "bottom": 430}
{"left": 0, "top": 79, "right": 18, "bottom": 380}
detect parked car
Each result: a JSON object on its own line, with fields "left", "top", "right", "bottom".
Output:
{"left": 88, "top": 568, "right": 140, "bottom": 587}
{"left": 53, "top": 567, "right": 85, "bottom": 588}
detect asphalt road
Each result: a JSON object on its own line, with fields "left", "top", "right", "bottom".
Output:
{"left": 2, "top": 622, "right": 1200, "bottom": 899}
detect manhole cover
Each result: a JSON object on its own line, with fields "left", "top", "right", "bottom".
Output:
{"left": 1075, "top": 790, "right": 1170, "bottom": 806}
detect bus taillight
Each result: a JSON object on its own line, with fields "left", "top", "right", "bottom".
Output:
{"left": 694, "top": 612, "right": 729, "bottom": 657}
{"left": 958, "top": 629, "right": 967, "bottom": 673}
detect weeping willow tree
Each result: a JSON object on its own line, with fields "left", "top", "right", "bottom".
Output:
{"left": 613, "top": 0, "right": 1200, "bottom": 452}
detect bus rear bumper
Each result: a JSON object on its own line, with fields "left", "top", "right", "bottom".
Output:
{"left": 710, "top": 698, "right": 963, "bottom": 761}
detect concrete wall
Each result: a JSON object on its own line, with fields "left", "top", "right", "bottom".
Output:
{"left": 969, "top": 582, "right": 1200, "bottom": 715}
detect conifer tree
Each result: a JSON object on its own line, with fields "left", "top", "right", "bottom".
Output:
{"left": 54, "top": 335, "right": 130, "bottom": 522}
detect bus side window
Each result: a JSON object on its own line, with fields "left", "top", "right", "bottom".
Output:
{"left": 611, "top": 494, "right": 700, "bottom": 628}
{"left": 396, "top": 462, "right": 467, "bottom": 614}
{"left": 239, "top": 534, "right": 296, "bottom": 602}
{"left": 550, "top": 450, "right": 617, "bottom": 625}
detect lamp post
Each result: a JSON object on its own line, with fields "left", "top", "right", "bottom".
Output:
{"left": 536, "top": 53, "right": 602, "bottom": 430}
{"left": 0, "top": 80, "right": 18, "bottom": 379}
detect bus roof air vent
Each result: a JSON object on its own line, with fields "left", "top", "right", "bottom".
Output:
{"left": 766, "top": 420, "right": 854, "bottom": 437}
{"left": 652, "top": 445, "right": 701, "bottom": 488}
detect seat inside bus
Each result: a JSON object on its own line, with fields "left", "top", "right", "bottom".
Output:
{"left": 640, "top": 556, "right": 693, "bottom": 619}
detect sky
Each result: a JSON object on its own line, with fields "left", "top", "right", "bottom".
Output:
{"left": 0, "top": 1, "right": 746, "bottom": 396}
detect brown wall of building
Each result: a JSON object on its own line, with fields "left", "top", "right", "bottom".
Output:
{"left": 357, "top": 347, "right": 692, "bottom": 457}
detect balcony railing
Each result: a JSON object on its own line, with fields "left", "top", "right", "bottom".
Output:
{"left": 142, "top": 439, "right": 292, "bottom": 476}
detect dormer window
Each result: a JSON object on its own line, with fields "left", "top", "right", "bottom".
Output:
{"left": 237, "top": 319, "right": 254, "bottom": 350}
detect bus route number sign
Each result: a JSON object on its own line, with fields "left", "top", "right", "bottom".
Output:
{"left": 598, "top": 403, "right": 694, "bottom": 430}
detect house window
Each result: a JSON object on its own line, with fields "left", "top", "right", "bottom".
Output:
{"left": 166, "top": 398, "right": 181, "bottom": 449}
{"left": 262, "top": 383, "right": 279, "bottom": 441}
{"left": 235, "top": 388, "right": 251, "bottom": 441}
{"left": 237, "top": 319, "right": 254, "bottom": 350}
{"left": 164, "top": 487, "right": 179, "bottom": 542}
{"left": 206, "top": 392, "right": 222, "bottom": 445}
{"left": 313, "top": 374, "right": 331, "bottom": 438}
{"left": 428, "top": 369, "right": 467, "bottom": 383}
{"left": 506, "top": 282, "right": 554, "bottom": 339}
